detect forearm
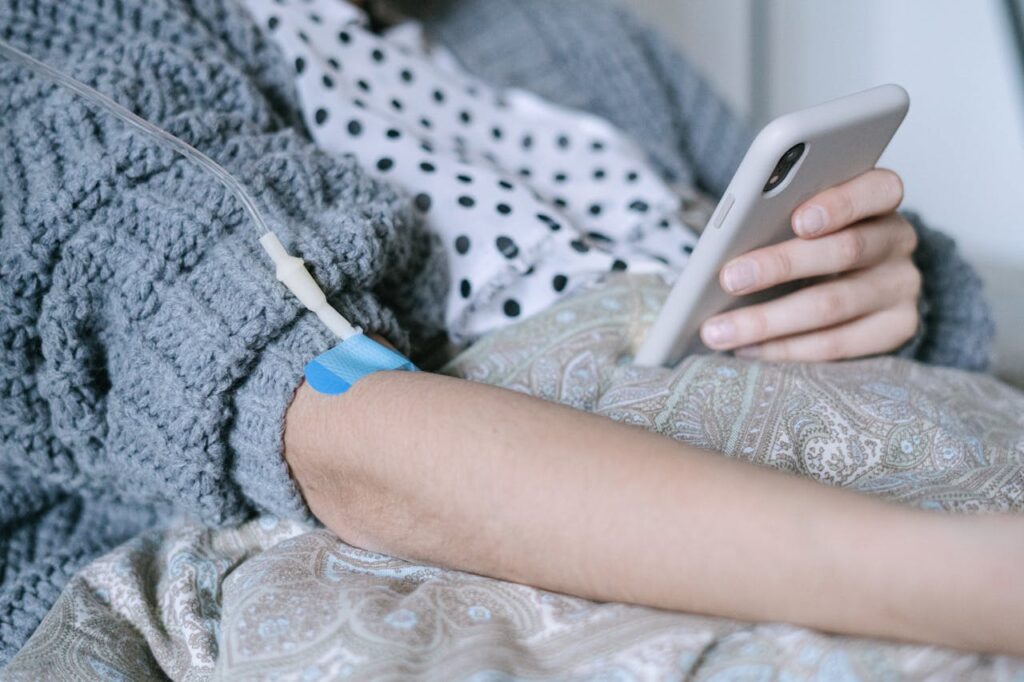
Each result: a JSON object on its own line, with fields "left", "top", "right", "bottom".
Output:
{"left": 285, "top": 371, "right": 1022, "bottom": 654}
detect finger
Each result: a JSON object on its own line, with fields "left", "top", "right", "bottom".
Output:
{"left": 720, "top": 215, "right": 917, "bottom": 295}
{"left": 702, "top": 259, "right": 921, "bottom": 351}
{"left": 792, "top": 168, "right": 905, "bottom": 238}
{"left": 734, "top": 303, "right": 921, "bottom": 363}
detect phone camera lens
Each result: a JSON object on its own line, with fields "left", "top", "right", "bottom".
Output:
{"left": 763, "top": 143, "right": 806, "bottom": 193}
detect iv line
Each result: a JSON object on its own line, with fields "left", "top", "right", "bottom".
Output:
{"left": 0, "top": 38, "right": 360, "bottom": 340}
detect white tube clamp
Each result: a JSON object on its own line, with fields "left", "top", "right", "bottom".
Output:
{"left": 259, "top": 232, "right": 360, "bottom": 339}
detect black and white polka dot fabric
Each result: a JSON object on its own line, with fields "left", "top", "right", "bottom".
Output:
{"left": 245, "top": 0, "right": 700, "bottom": 342}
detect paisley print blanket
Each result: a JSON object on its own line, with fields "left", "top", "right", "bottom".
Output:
{"left": 5, "top": 276, "right": 1024, "bottom": 680}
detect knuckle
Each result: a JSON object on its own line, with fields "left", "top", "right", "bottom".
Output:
{"left": 766, "top": 247, "right": 794, "bottom": 283}
{"left": 817, "top": 334, "right": 846, "bottom": 361}
{"left": 816, "top": 287, "right": 848, "bottom": 323}
{"left": 901, "top": 221, "right": 919, "bottom": 254}
{"left": 887, "top": 216, "right": 918, "bottom": 256}
{"left": 746, "top": 306, "right": 772, "bottom": 339}
{"left": 903, "top": 263, "right": 923, "bottom": 300}
{"left": 878, "top": 169, "right": 905, "bottom": 206}
{"left": 762, "top": 339, "right": 791, "bottom": 362}
{"left": 833, "top": 187, "right": 858, "bottom": 224}
{"left": 894, "top": 305, "right": 921, "bottom": 344}
{"left": 837, "top": 229, "right": 867, "bottom": 268}
{"left": 886, "top": 260, "right": 922, "bottom": 302}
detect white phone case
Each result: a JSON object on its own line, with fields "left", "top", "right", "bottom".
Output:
{"left": 634, "top": 84, "right": 910, "bottom": 367}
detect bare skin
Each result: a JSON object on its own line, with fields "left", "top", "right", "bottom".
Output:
{"left": 285, "top": 371, "right": 1024, "bottom": 656}
{"left": 702, "top": 169, "right": 922, "bottom": 361}
{"left": 276, "top": 16, "right": 1015, "bottom": 651}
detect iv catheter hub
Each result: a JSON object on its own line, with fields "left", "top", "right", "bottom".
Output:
{"left": 259, "top": 232, "right": 360, "bottom": 340}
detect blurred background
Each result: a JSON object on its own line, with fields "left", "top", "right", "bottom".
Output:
{"left": 627, "top": 0, "right": 1024, "bottom": 385}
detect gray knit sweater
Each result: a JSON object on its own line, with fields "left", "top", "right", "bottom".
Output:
{"left": 0, "top": 0, "right": 994, "bottom": 664}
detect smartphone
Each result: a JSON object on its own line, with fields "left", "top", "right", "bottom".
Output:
{"left": 633, "top": 84, "right": 911, "bottom": 367}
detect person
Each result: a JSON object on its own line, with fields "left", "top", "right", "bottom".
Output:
{"left": 0, "top": 0, "right": 1013, "bottom": 666}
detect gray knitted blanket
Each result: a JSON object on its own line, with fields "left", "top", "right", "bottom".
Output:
{"left": 0, "top": 0, "right": 995, "bottom": 664}
{"left": 0, "top": 0, "right": 449, "bottom": 663}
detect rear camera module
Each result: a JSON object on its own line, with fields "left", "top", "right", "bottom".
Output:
{"left": 763, "top": 143, "right": 806, "bottom": 193}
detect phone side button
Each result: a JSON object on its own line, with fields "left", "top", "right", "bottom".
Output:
{"left": 713, "top": 193, "right": 735, "bottom": 229}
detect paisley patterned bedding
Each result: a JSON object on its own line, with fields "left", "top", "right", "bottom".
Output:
{"left": 5, "top": 275, "right": 1024, "bottom": 681}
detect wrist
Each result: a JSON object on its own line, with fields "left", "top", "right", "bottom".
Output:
{"left": 864, "top": 512, "right": 1024, "bottom": 655}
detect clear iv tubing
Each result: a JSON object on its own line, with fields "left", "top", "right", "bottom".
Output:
{"left": 0, "top": 38, "right": 360, "bottom": 340}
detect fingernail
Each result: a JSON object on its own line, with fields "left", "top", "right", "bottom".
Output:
{"left": 735, "top": 345, "right": 762, "bottom": 359}
{"left": 794, "top": 204, "right": 828, "bottom": 236}
{"left": 702, "top": 319, "right": 736, "bottom": 347}
{"left": 722, "top": 260, "right": 758, "bottom": 293}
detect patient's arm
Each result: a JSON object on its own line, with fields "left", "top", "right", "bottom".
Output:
{"left": 285, "top": 370, "right": 1024, "bottom": 656}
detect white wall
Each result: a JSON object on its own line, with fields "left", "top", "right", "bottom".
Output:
{"left": 627, "top": 0, "right": 754, "bottom": 116}
{"left": 631, "top": 0, "right": 1024, "bottom": 266}
{"left": 765, "top": 0, "right": 1024, "bottom": 270}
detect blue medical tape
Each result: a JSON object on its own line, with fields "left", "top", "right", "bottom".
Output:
{"left": 304, "top": 333, "right": 417, "bottom": 396}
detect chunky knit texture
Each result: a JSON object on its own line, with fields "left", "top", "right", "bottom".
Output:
{"left": 0, "top": 0, "right": 448, "bottom": 663}
{"left": 0, "top": 0, "right": 995, "bottom": 665}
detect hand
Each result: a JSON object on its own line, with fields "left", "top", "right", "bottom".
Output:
{"left": 700, "top": 169, "right": 922, "bottom": 362}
